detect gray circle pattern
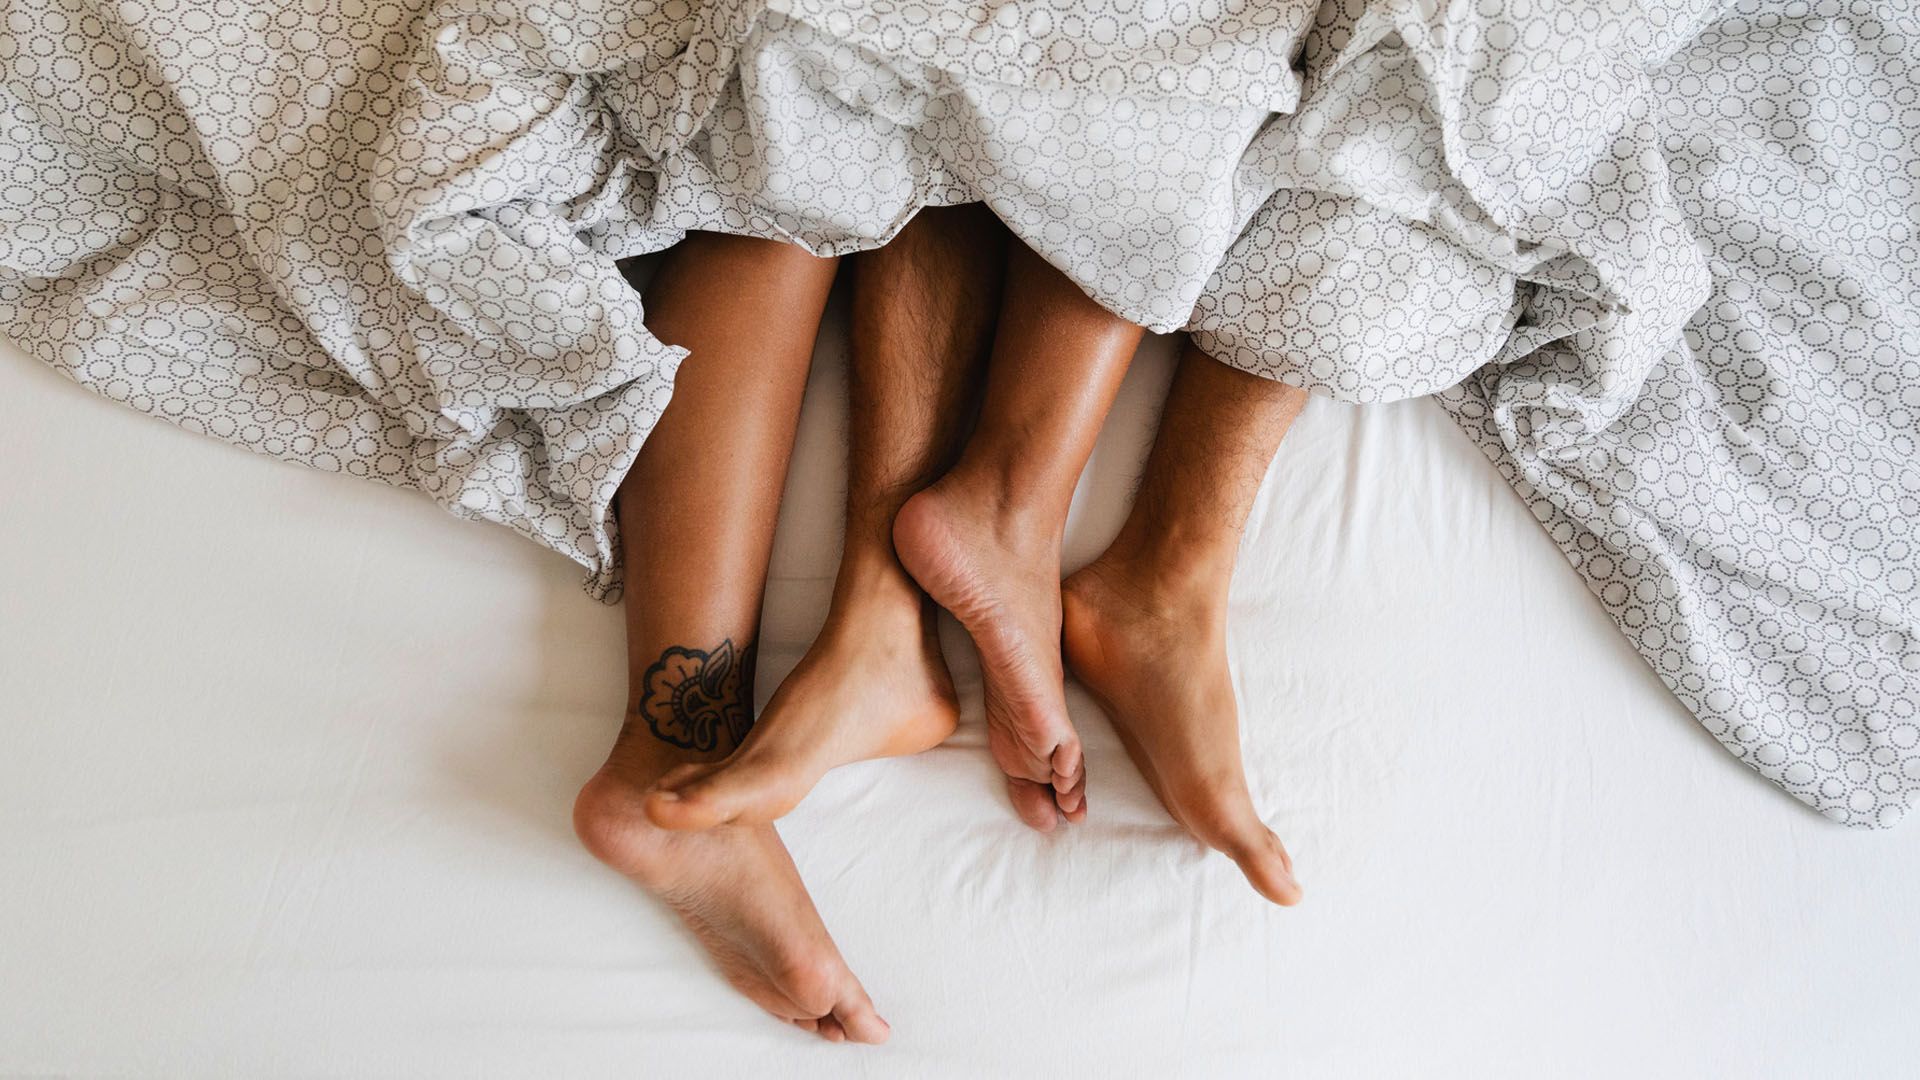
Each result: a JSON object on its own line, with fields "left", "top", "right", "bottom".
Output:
{"left": 3, "top": 0, "right": 1916, "bottom": 825}
{"left": 1191, "top": 0, "right": 1920, "bottom": 827}
{"left": 0, "top": 0, "right": 1316, "bottom": 602}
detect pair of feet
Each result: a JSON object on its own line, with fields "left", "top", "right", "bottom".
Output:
{"left": 574, "top": 470, "right": 1300, "bottom": 1043}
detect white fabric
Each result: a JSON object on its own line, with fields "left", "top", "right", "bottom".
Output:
{"left": 5, "top": 331, "right": 1920, "bottom": 1076}
{"left": 0, "top": 0, "right": 694, "bottom": 599}
{"left": 0, "top": 0, "right": 1298, "bottom": 602}
{"left": 1188, "top": 0, "right": 1920, "bottom": 826}
{"left": 6, "top": 0, "right": 1917, "bottom": 825}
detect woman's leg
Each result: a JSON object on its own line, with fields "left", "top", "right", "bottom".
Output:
{"left": 570, "top": 232, "right": 890, "bottom": 1043}
{"left": 645, "top": 205, "right": 1009, "bottom": 829}
{"left": 892, "top": 240, "right": 1145, "bottom": 830}
{"left": 1061, "top": 341, "right": 1307, "bottom": 906}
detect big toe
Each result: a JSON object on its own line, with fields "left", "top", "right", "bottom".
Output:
{"left": 1183, "top": 797, "right": 1301, "bottom": 906}
{"left": 1050, "top": 741, "right": 1087, "bottom": 820}
{"left": 833, "top": 991, "right": 891, "bottom": 1045}
{"left": 985, "top": 702, "right": 1082, "bottom": 828}
{"left": 1007, "top": 776, "right": 1060, "bottom": 832}
{"left": 1227, "top": 827, "right": 1302, "bottom": 907}
{"left": 645, "top": 754, "right": 814, "bottom": 830}
{"left": 778, "top": 960, "right": 890, "bottom": 1045}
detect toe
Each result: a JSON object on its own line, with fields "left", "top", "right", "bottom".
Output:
{"left": 1052, "top": 745, "right": 1082, "bottom": 795}
{"left": 1229, "top": 827, "right": 1303, "bottom": 906}
{"left": 1055, "top": 768, "right": 1088, "bottom": 822}
{"left": 771, "top": 951, "right": 887, "bottom": 1044}
{"left": 772, "top": 954, "right": 863, "bottom": 1029}
{"left": 639, "top": 763, "right": 719, "bottom": 830}
{"left": 1183, "top": 796, "right": 1302, "bottom": 906}
{"left": 1049, "top": 738, "right": 1083, "bottom": 784}
{"left": 1049, "top": 741, "right": 1086, "bottom": 817}
{"left": 833, "top": 986, "right": 891, "bottom": 1044}
{"left": 1007, "top": 776, "right": 1060, "bottom": 832}
{"left": 650, "top": 751, "right": 811, "bottom": 830}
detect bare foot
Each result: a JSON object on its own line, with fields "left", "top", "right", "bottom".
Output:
{"left": 893, "top": 473, "right": 1086, "bottom": 830}
{"left": 574, "top": 742, "right": 891, "bottom": 1042}
{"left": 645, "top": 568, "right": 959, "bottom": 829}
{"left": 1061, "top": 556, "right": 1301, "bottom": 905}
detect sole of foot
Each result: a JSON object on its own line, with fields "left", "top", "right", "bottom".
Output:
{"left": 1061, "top": 560, "right": 1302, "bottom": 905}
{"left": 893, "top": 479, "right": 1086, "bottom": 830}
{"left": 645, "top": 595, "right": 960, "bottom": 830}
{"left": 575, "top": 762, "right": 892, "bottom": 1041}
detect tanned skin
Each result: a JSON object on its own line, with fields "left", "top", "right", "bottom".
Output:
{"left": 650, "top": 233, "right": 1143, "bottom": 832}
{"left": 1063, "top": 344, "right": 1309, "bottom": 905}
{"left": 570, "top": 231, "right": 891, "bottom": 1044}
{"left": 646, "top": 205, "right": 1008, "bottom": 832}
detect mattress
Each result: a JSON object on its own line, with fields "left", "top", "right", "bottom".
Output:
{"left": 3, "top": 323, "right": 1918, "bottom": 1077}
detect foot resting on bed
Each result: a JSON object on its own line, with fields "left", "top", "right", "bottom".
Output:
{"left": 643, "top": 555, "right": 959, "bottom": 830}
{"left": 1052, "top": 342, "right": 1310, "bottom": 905}
{"left": 1062, "top": 552, "right": 1302, "bottom": 906}
{"left": 878, "top": 237, "right": 1137, "bottom": 831}
{"left": 894, "top": 473, "right": 1089, "bottom": 831}
{"left": 575, "top": 728, "right": 891, "bottom": 1043}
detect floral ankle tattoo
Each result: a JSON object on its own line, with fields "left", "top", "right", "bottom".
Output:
{"left": 635, "top": 638, "right": 756, "bottom": 753}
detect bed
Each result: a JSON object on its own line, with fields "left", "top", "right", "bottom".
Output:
{"left": 4, "top": 319, "right": 1918, "bottom": 1077}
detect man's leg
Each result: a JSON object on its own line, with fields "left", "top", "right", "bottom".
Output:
{"left": 570, "top": 232, "right": 891, "bottom": 1044}
{"left": 644, "top": 204, "right": 1008, "bottom": 829}
{"left": 892, "top": 241, "right": 1145, "bottom": 830}
{"left": 1061, "top": 341, "right": 1307, "bottom": 906}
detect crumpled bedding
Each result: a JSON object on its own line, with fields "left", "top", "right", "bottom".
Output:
{"left": 1190, "top": 0, "right": 1920, "bottom": 826}
{"left": 2, "top": 0, "right": 1916, "bottom": 823}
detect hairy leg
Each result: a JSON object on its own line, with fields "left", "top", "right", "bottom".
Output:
{"left": 893, "top": 240, "right": 1144, "bottom": 830}
{"left": 1062, "top": 341, "right": 1307, "bottom": 905}
{"left": 571, "top": 232, "right": 889, "bottom": 1043}
{"left": 646, "top": 204, "right": 1009, "bottom": 829}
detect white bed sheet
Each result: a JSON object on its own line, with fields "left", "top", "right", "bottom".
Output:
{"left": 4, "top": 311, "right": 1918, "bottom": 1078}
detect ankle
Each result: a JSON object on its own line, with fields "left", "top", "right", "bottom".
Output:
{"left": 1077, "top": 534, "right": 1236, "bottom": 623}
{"left": 574, "top": 762, "right": 678, "bottom": 880}
{"left": 595, "top": 727, "right": 686, "bottom": 790}
{"left": 620, "top": 636, "right": 756, "bottom": 765}
{"left": 936, "top": 458, "right": 1070, "bottom": 553}
{"left": 829, "top": 544, "right": 926, "bottom": 617}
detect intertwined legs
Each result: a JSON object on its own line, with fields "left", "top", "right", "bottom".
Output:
{"left": 571, "top": 233, "right": 892, "bottom": 1042}
{"left": 890, "top": 241, "right": 1145, "bottom": 829}
{"left": 645, "top": 205, "right": 1008, "bottom": 829}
